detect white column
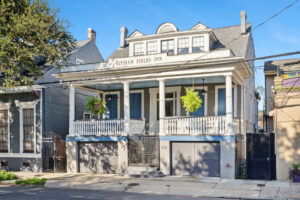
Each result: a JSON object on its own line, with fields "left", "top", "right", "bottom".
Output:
{"left": 225, "top": 75, "right": 233, "bottom": 135}
{"left": 123, "top": 81, "right": 130, "bottom": 135}
{"left": 159, "top": 79, "right": 165, "bottom": 135}
{"left": 69, "top": 85, "right": 75, "bottom": 135}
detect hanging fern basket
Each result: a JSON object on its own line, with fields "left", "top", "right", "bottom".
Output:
{"left": 181, "top": 87, "right": 203, "bottom": 113}
{"left": 86, "top": 96, "right": 106, "bottom": 116}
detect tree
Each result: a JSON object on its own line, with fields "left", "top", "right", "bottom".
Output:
{"left": 0, "top": 0, "right": 75, "bottom": 87}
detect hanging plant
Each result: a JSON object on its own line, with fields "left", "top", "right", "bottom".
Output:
{"left": 181, "top": 87, "right": 203, "bottom": 113}
{"left": 85, "top": 96, "right": 106, "bottom": 116}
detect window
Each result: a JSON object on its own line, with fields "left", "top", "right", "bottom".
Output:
{"left": 134, "top": 43, "right": 144, "bottom": 56}
{"left": 147, "top": 41, "right": 157, "bottom": 55}
{"left": 178, "top": 38, "right": 189, "bottom": 54}
{"left": 0, "top": 110, "right": 8, "bottom": 153}
{"left": 192, "top": 36, "right": 204, "bottom": 53}
{"left": 161, "top": 40, "right": 174, "bottom": 55}
{"left": 156, "top": 92, "right": 177, "bottom": 120}
{"left": 76, "top": 58, "right": 84, "bottom": 65}
{"left": 23, "top": 108, "right": 34, "bottom": 153}
{"left": 83, "top": 112, "right": 92, "bottom": 120}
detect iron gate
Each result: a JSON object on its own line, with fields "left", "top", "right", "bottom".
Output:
{"left": 128, "top": 135, "right": 159, "bottom": 167}
{"left": 246, "top": 133, "right": 276, "bottom": 180}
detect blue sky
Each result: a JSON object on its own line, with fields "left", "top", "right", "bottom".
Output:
{"left": 51, "top": 0, "right": 300, "bottom": 110}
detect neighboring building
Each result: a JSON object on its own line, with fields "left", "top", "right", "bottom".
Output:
{"left": 0, "top": 28, "right": 103, "bottom": 172}
{"left": 264, "top": 58, "right": 300, "bottom": 180}
{"left": 56, "top": 11, "right": 257, "bottom": 178}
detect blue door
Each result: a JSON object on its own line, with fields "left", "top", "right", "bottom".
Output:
{"left": 217, "top": 88, "right": 234, "bottom": 116}
{"left": 190, "top": 90, "right": 205, "bottom": 117}
{"left": 130, "top": 93, "right": 142, "bottom": 119}
{"left": 105, "top": 94, "right": 118, "bottom": 119}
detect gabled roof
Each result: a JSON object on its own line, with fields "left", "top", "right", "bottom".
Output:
{"left": 128, "top": 30, "right": 144, "bottom": 38}
{"left": 190, "top": 22, "right": 209, "bottom": 30}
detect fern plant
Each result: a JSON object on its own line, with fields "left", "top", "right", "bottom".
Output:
{"left": 181, "top": 87, "right": 202, "bottom": 113}
{"left": 85, "top": 96, "right": 106, "bottom": 116}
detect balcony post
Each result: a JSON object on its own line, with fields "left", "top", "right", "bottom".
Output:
{"left": 69, "top": 84, "right": 75, "bottom": 135}
{"left": 123, "top": 81, "right": 130, "bottom": 135}
{"left": 159, "top": 79, "right": 165, "bottom": 135}
{"left": 225, "top": 75, "right": 233, "bottom": 135}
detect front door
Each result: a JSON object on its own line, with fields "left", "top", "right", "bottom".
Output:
{"left": 105, "top": 94, "right": 118, "bottom": 119}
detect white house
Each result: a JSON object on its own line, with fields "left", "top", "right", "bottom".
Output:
{"left": 55, "top": 11, "right": 256, "bottom": 178}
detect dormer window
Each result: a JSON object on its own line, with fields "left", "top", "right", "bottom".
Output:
{"left": 161, "top": 40, "right": 174, "bottom": 55}
{"left": 192, "top": 36, "right": 204, "bottom": 53}
{"left": 147, "top": 41, "right": 157, "bottom": 55}
{"left": 134, "top": 43, "right": 144, "bottom": 56}
{"left": 178, "top": 38, "right": 189, "bottom": 55}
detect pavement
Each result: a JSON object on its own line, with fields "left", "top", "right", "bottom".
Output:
{"left": 41, "top": 173, "right": 300, "bottom": 199}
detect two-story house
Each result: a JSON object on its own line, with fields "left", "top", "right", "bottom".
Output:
{"left": 0, "top": 28, "right": 103, "bottom": 172}
{"left": 57, "top": 11, "right": 256, "bottom": 178}
{"left": 264, "top": 58, "right": 300, "bottom": 180}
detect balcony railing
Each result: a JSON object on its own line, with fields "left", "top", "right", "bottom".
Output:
{"left": 72, "top": 119, "right": 145, "bottom": 136}
{"left": 162, "top": 116, "right": 240, "bottom": 135}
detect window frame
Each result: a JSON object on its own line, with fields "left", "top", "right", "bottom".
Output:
{"left": 177, "top": 37, "right": 189, "bottom": 55}
{"left": 161, "top": 39, "right": 174, "bottom": 55}
{"left": 215, "top": 85, "right": 237, "bottom": 117}
{"left": 192, "top": 36, "right": 204, "bottom": 53}
{"left": 22, "top": 108, "right": 35, "bottom": 153}
{"left": 146, "top": 41, "right": 157, "bottom": 55}
{"left": 0, "top": 104, "right": 10, "bottom": 153}
{"left": 134, "top": 42, "right": 144, "bottom": 56}
{"left": 130, "top": 90, "right": 145, "bottom": 119}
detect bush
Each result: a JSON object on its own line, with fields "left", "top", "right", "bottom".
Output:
{"left": 15, "top": 177, "right": 47, "bottom": 185}
{"left": 0, "top": 170, "right": 18, "bottom": 181}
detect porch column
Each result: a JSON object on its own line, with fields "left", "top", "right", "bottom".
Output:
{"left": 159, "top": 79, "right": 165, "bottom": 135}
{"left": 69, "top": 85, "right": 75, "bottom": 135}
{"left": 123, "top": 81, "right": 130, "bottom": 135}
{"left": 225, "top": 75, "right": 233, "bottom": 135}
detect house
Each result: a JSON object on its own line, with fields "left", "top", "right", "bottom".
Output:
{"left": 56, "top": 11, "right": 257, "bottom": 178}
{"left": 264, "top": 58, "right": 300, "bottom": 180}
{"left": 0, "top": 28, "right": 103, "bottom": 172}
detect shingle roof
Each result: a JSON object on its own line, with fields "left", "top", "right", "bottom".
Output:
{"left": 107, "top": 23, "right": 252, "bottom": 60}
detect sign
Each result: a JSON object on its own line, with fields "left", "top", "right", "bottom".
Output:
{"left": 109, "top": 56, "right": 163, "bottom": 68}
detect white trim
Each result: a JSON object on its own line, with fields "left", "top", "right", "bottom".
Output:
{"left": 0, "top": 103, "right": 11, "bottom": 153}
{"left": 15, "top": 100, "right": 38, "bottom": 154}
{"left": 83, "top": 112, "right": 92, "bottom": 120}
{"left": 0, "top": 153, "right": 42, "bottom": 158}
{"left": 187, "top": 86, "right": 208, "bottom": 116}
{"left": 215, "top": 85, "right": 237, "bottom": 117}
{"left": 130, "top": 89, "right": 145, "bottom": 119}
{"left": 103, "top": 91, "right": 121, "bottom": 119}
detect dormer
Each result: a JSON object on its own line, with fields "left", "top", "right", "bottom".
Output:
{"left": 126, "top": 22, "right": 217, "bottom": 57}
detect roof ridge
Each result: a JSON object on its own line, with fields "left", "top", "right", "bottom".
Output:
{"left": 212, "top": 22, "right": 252, "bottom": 30}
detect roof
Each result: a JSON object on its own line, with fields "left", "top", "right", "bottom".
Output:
{"left": 107, "top": 23, "right": 252, "bottom": 60}
{"left": 264, "top": 58, "right": 300, "bottom": 73}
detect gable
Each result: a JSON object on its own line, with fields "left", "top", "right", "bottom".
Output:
{"left": 191, "top": 22, "right": 209, "bottom": 30}
{"left": 128, "top": 30, "right": 144, "bottom": 38}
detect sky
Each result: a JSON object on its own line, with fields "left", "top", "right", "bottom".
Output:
{"left": 51, "top": 0, "right": 300, "bottom": 110}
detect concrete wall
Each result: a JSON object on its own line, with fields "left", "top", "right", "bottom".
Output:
{"left": 272, "top": 94, "right": 300, "bottom": 180}
{"left": 0, "top": 157, "right": 42, "bottom": 172}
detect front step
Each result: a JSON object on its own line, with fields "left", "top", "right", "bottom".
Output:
{"left": 124, "top": 166, "right": 165, "bottom": 178}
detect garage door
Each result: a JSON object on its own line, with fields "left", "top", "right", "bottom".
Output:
{"left": 171, "top": 142, "right": 220, "bottom": 177}
{"left": 79, "top": 142, "right": 118, "bottom": 173}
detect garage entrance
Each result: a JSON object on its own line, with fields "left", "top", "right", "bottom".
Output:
{"left": 171, "top": 142, "right": 220, "bottom": 176}
{"left": 79, "top": 142, "right": 118, "bottom": 173}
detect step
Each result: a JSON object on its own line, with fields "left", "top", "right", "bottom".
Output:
{"left": 124, "top": 166, "right": 165, "bottom": 178}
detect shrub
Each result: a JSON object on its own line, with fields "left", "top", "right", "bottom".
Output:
{"left": 0, "top": 170, "right": 18, "bottom": 181}
{"left": 15, "top": 177, "right": 47, "bottom": 185}
{"left": 289, "top": 163, "right": 300, "bottom": 180}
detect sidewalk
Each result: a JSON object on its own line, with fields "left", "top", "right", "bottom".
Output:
{"left": 44, "top": 174, "right": 300, "bottom": 199}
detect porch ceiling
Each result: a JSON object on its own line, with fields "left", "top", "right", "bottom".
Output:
{"left": 83, "top": 76, "right": 226, "bottom": 91}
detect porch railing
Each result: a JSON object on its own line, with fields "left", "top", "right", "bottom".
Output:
{"left": 162, "top": 116, "right": 240, "bottom": 135}
{"left": 73, "top": 119, "right": 125, "bottom": 136}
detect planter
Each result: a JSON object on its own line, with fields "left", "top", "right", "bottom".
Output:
{"left": 293, "top": 175, "right": 300, "bottom": 183}
{"left": 93, "top": 103, "right": 103, "bottom": 110}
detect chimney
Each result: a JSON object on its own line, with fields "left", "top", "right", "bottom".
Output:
{"left": 240, "top": 11, "right": 247, "bottom": 35}
{"left": 88, "top": 28, "right": 96, "bottom": 43}
{"left": 120, "top": 26, "right": 128, "bottom": 48}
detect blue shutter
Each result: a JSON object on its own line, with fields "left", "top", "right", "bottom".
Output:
{"left": 218, "top": 88, "right": 235, "bottom": 116}
{"left": 130, "top": 93, "right": 142, "bottom": 119}
{"left": 190, "top": 90, "right": 205, "bottom": 117}
{"left": 105, "top": 94, "right": 118, "bottom": 119}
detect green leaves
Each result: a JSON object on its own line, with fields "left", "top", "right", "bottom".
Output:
{"left": 181, "top": 87, "right": 202, "bottom": 113}
{"left": 0, "top": 0, "right": 76, "bottom": 87}
{"left": 85, "top": 96, "right": 107, "bottom": 116}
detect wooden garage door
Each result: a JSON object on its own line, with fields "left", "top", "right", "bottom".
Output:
{"left": 79, "top": 142, "right": 118, "bottom": 173}
{"left": 171, "top": 142, "right": 220, "bottom": 177}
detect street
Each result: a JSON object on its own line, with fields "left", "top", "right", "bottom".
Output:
{"left": 0, "top": 185, "right": 236, "bottom": 200}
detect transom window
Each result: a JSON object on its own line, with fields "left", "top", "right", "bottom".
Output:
{"left": 192, "top": 36, "right": 204, "bottom": 53}
{"left": 161, "top": 40, "right": 174, "bottom": 55}
{"left": 134, "top": 43, "right": 144, "bottom": 56}
{"left": 178, "top": 38, "right": 189, "bottom": 54}
{"left": 0, "top": 110, "right": 8, "bottom": 153}
{"left": 147, "top": 41, "right": 157, "bottom": 55}
{"left": 23, "top": 108, "right": 34, "bottom": 153}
